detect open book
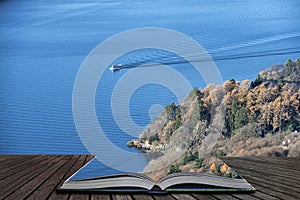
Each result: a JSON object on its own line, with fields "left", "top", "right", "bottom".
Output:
{"left": 59, "top": 157, "right": 255, "bottom": 193}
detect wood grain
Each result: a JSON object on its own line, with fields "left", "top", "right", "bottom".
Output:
{"left": 0, "top": 155, "right": 299, "bottom": 200}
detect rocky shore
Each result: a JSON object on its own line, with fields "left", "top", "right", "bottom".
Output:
{"left": 126, "top": 139, "right": 170, "bottom": 152}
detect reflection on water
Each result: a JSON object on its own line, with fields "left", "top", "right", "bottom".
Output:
{"left": 70, "top": 151, "right": 164, "bottom": 180}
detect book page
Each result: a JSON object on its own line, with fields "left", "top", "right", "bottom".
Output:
{"left": 67, "top": 60, "right": 300, "bottom": 190}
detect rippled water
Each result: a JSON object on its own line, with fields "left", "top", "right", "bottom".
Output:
{"left": 0, "top": 0, "right": 300, "bottom": 157}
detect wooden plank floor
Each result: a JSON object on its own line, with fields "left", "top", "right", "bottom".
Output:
{"left": 0, "top": 155, "right": 299, "bottom": 200}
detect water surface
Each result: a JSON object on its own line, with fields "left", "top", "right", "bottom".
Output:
{"left": 0, "top": 0, "right": 299, "bottom": 159}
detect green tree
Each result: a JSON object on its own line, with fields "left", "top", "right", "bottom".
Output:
{"left": 228, "top": 98, "right": 239, "bottom": 132}
{"left": 285, "top": 58, "right": 293, "bottom": 67}
{"left": 250, "top": 74, "right": 263, "bottom": 88}
{"left": 182, "top": 151, "right": 193, "bottom": 165}
{"left": 194, "top": 157, "right": 203, "bottom": 168}
{"left": 168, "top": 164, "right": 181, "bottom": 174}
{"left": 234, "top": 106, "right": 248, "bottom": 130}
{"left": 174, "top": 106, "right": 181, "bottom": 130}
{"left": 194, "top": 90, "right": 208, "bottom": 121}
{"left": 149, "top": 134, "right": 158, "bottom": 145}
{"left": 165, "top": 103, "right": 177, "bottom": 120}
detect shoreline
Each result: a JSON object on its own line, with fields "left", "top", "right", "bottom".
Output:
{"left": 126, "top": 139, "right": 169, "bottom": 153}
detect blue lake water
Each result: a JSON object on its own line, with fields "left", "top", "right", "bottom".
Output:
{"left": 0, "top": 0, "right": 300, "bottom": 164}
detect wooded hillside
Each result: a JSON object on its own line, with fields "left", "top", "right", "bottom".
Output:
{"left": 139, "top": 58, "right": 300, "bottom": 159}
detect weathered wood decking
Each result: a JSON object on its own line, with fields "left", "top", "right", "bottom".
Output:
{"left": 0, "top": 155, "right": 299, "bottom": 200}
